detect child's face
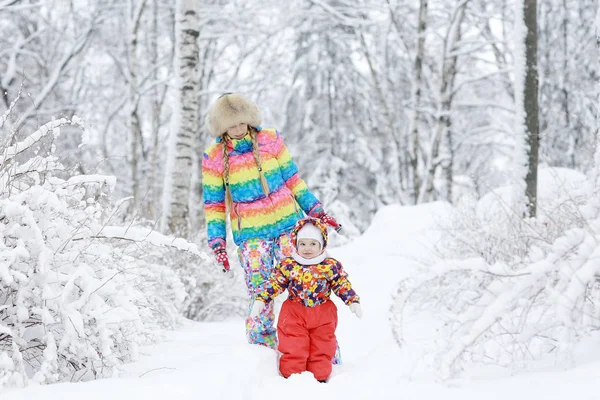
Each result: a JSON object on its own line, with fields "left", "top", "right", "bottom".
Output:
{"left": 227, "top": 122, "right": 248, "bottom": 139}
{"left": 297, "top": 239, "right": 322, "bottom": 258}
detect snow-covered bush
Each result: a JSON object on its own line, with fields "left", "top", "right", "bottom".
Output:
{"left": 391, "top": 167, "right": 600, "bottom": 379}
{"left": 163, "top": 233, "right": 248, "bottom": 322}
{"left": 0, "top": 117, "right": 205, "bottom": 388}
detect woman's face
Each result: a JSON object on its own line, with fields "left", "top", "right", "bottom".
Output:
{"left": 227, "top": 123, "right": 248, "bottom": 139}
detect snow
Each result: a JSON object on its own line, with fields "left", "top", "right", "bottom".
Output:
{"left": 4, "top": 192, "right": 599, "bottom": 399}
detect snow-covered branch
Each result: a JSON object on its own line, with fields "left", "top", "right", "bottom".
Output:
{"left": 452, "top": 69, "right": 513, "bottom": 95}
{"left": 0, "top": 118, "right": 84, "bottom": 166}
{"left": 87, "top": 225, "right": 211, "bottom": 262}
{"left": 12, "top": 20, "right": 96, "bottom": 130}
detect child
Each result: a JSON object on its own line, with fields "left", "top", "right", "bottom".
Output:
{"left": 249, "top": 217, "right": 362, "bottom": 382}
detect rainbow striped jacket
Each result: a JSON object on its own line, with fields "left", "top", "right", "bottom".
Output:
{"left": 202, "top": 128, "right": 323, "bottom": 249}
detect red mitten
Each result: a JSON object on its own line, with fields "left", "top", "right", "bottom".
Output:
{"left": 320, "top": 214, "right": 342, "bottom": 233}
{"left": 214, "top": 248, "right": 230, "bottom": 272}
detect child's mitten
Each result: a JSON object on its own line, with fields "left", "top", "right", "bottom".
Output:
{"left": 349, "top": 303, "right": 363, "bottom": 319}
{"left": 250, "top": 300, "right": 266, "bottom": 318}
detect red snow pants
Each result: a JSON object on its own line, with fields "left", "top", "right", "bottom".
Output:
{"left": 277, "top": 299, "right": 338, "bottom": 381}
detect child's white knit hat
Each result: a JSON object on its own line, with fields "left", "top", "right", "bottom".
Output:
{"left": 296, "top": 222, "right": 324, "bottom": 249}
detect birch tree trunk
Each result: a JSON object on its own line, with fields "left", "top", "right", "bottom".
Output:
{"left": 163, "top": 0, "right": 200, "bottom": 237}
{"left": 408, "top": 0, "right": 428, "bottom": 204}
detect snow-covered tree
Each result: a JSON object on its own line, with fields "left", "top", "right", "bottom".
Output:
{"left": 408, "top": 0, "right": 428, "bottom": 203}
{"left": 162, "top": 0, "right": 200, "bottom": 237}
{"left": 417, "top": 0, "right": 469, "bottom": 204}
{"left": 539, "top": 0, "right": 597, "bottom": 171}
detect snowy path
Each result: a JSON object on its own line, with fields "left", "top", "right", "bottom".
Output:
{"left": 4, "top": 204, "right": 599, "bottom": 399}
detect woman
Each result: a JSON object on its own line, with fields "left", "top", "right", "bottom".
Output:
{"left": 201, "top": 93, "right": 341, "bottom": 351}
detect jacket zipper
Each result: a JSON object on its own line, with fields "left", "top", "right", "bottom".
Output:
{"left": 289, "top": 194, "right": 299, "bottom": 214}
{"left": 234, "top": 203, "right": 242, "bottom": 231}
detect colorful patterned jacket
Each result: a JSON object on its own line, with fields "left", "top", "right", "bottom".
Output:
{"left": 202, "top": 128, "right": 323, "bottom": 249}
{"left": 257, "top": 218, "right": 360, "bottom": 307}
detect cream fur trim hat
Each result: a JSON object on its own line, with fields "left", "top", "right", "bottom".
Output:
{"left": 205, "top": 93, "right": 261, "bottom": 138}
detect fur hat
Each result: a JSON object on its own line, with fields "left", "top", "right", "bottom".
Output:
{"left": 205, "top": 93, "right": 261, "bottom": 138}
{"left": 296, "top": 222, "right": 324, "bottom": 249}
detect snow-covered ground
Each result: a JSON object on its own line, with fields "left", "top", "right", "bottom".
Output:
{"left": 3, "top": 201, "right": 599, "bottom": 400}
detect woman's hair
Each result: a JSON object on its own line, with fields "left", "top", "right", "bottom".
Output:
{"left": 221, "top": 127, "right": 270, "bottom": 210}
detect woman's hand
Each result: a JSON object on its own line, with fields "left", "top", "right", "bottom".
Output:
{"left": 214, "top": 248, "right": 230, "bottom": 272}
{"left": 320, "top": 214, "right": 343, "bottom": 233}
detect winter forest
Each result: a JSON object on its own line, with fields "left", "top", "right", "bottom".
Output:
{"left": 2, "top": 0, "right": 600, "bottom": 393}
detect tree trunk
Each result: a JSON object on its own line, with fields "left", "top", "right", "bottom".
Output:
{"left": 163, "top": 0, "right": 200, "bottom": 237}
{"left": 190, "top": 62, "right": 206, "bottom": 237}
{"left": 523, "top": 0, "right": 539, "bottom": 217}
{"left": 408, "top": 0, "right": 428, "bottom": 204}
{"left": 418, "top": 1, "right": 465, "bottom": 203}
{"left": 593, "top": 7, "right": 600, "bottom": 188}
{"left": 444, "top": 128, "right": 454, "bottom": 202}
{"left": 560, "top": 0, "right": 575, "bottom": 168}
{"left": 128, "top": 0, "right": 147, "bottom": 214}
{"left": 148, "top": 0, "right": 160, "bottom": 219}
{"left": 191, "top": 42, "right": 216, "bottom": 237}
{"left": 359, "top": 33, "right": 402, "bottom": 204}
